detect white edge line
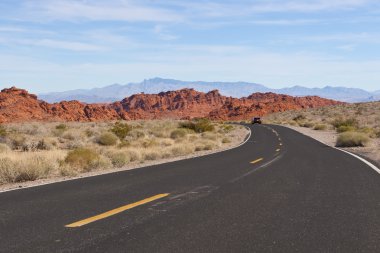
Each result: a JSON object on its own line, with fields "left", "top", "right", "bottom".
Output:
{"left": 280, "top": 125, "right": 380, "bottom": 175}
{"left": 0, "top": 125, "right": 252, "bottom": 194}
{"left": 334, "top": 147, "right": 380, "bottom": 174}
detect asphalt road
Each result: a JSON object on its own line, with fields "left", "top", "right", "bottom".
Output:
{"left": 1, "top": 124, "right": 380, "bottom": 253}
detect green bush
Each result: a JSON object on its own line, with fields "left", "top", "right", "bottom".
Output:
{"left": 180, "top": 119, "right": 214, "bottom": 133}
{"left": 0, "top": 125, "right": 7, "bottom": 137}
{"left": 170, "top": 129, "right": 188, "bottom": 139}
{"left": 332, "top": 118, "right": 358, "bottom": 129}
{"left": 293, "top": 114, "right": 306, "bottom": 121}
{"left": 97, "top": 132, "right": 118, "bottom": 146}
{"left": 336, "top": 132, "right": 370, "bottom": 147}
{"left": 110, "top": 122, "right": 131, "bottom": 140}
{"left": 64, "top": 148, "right": 100, "bottom": 171}
{"left": 55, "top": 124, "right": 67, "bottom": 131}
{"left": 314, "top": 124, "right": 327, "bottom": 131}
{"left": 337, "top": 125, "right": 356, "bottom": 133}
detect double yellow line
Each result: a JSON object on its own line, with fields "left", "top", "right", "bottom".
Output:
{"left": 66, "top": 193, "right": 169, "bottom": 228}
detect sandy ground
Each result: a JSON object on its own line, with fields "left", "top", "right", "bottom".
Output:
{"left": 0, "top": 126, "right": 250, "bottom": 192}
{"left": 285, "top": 125, "right": 380, "bottom": 167}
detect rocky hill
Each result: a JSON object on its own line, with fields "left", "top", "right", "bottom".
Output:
{"left": 0, "top": 87, "right": 342, "bottom": 123}
{"left": 39, "top": 78, "right": 378, "bottom": 103}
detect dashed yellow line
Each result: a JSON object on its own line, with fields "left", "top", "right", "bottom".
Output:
{"left": 279, "top": 143, "right": 283, "bottom": 146}
{"left": 65, "top": 193, "right": 169, "bottom": 228}
{"left": 250, "top": 158, "right": 264, "bottom": 164}
{"left": 276, "top": 149, "right": 281, "bottom": 152}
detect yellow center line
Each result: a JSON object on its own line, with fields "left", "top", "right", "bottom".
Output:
{"left": 250, "top": 158, "right": 264, "bottom": 164}
{"left": 279, "top": 143, "right": 283, "bottom": 146}
{"left": 65, "top": 193, "right": 169, "bottom": 228}
{"left": 276, "top": 149, "right": 281, "bottom": 152}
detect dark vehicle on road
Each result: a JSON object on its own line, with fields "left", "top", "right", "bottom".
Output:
{"left": 252, "top": 117, "right": 262, "bottom": 124}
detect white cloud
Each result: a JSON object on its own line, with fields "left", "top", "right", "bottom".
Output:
{"left": 249, "top": 0, "right": 373, "bottom": 13}
{"left": 0, "top": 37, "right": 105, "bottom": 51}
{"left": 249, "top": 19, "right": 321, "bottom": 25}
{"left": 22, "top": 0, "right": 183, "bottom": 22}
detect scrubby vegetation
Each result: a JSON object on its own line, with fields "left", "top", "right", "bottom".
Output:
{"left": 0, "top": 120, "right": 245, "bottom": 185}
{"left": 336, "top": 132, "right": 370, "bottom": 147}
{"left": 264, "top": 102, "right": 380, "bottom": 144}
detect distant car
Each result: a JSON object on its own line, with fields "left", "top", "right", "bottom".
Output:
{"left": 251, "top": 117, "right": 262, "bottom": 124}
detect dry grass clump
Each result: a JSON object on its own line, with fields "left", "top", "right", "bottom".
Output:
{"left": 0, "top": 120, "right": 244, "bottom": 185}
{"left": 97, "top": 132, "right": 118, "bottom": 146}
{"left": 336, "top": 132, "right": 370, "bottom": 147}
{"left": 63, "top": 148, "right": 102, "bottom": 172}
{"left": 180, "top": 118, "right": 215, "bottom": 133}
{"left": 313, "top": 124, "right": 327, "bottom": 131}
{"left": 0, "top": 151, "right": 63, "bottom": 183}
{"left": 170, "top": 129, "right": 188, "bottom": 139}
{"left": 104, "top": 150, "right": 130, "bottom": 167}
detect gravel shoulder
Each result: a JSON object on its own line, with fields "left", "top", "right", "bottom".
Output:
{"left": 284, "top": 125, "right": 380, "bottom": 167}
{"left": 0, "top": 125, "right": 250, "bottom": 192}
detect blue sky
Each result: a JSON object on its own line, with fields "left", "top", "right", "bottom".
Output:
{"left": 0, "top": 0, "right": 380, "bottom": 93}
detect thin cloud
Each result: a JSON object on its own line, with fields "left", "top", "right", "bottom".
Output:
{"left": 22, "top": 0, "right": 183, "bottom": 22}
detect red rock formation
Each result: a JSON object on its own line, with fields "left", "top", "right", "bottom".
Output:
{"left": 0, "top": 87, "right": 343, "bottom": 123}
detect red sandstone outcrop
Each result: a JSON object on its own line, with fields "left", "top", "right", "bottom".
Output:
{"left": 0, "top": 87, "right": 343, "bottom": 123}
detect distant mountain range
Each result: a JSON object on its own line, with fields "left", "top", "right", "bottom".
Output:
{"left": 39, "top": 78, "right": 380, "bottom": 103}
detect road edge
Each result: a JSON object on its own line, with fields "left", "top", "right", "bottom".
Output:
{"left": 280, "top": 125, "right": 380, "bottom": 175}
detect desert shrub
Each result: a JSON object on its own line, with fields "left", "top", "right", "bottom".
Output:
{"left": 203, "top": 144, "right": 214, "bottom": 150}
{"left": 9, "top": 134, "right": 26, "bottom": 150}
{"left": 85, "top": 128, "right": 96, "bottom": 137}
{"left": 0, "top": 156, "right": 54, "bottom": 183}
{"left": 170, "top": 145, "right": 194, "bottom": 156}
{"left": 293, "top": 114, "right": 306, "bottom": 122}
{"left": 336, "top": 125, "right": 356, "bottom": 133}
{"left": 110, "top": 122, "right": 131, "bottom": 140}
{"left": 106, "top": 151, "right": 130, "bottom": 167}
{"left": 221, "top": 124, "right": 234, "bottom": 133}
{"left": 142, "top": 139, "right": 159, "bottom": 148}
{"left": 222, "top": 137, "right": 231, "bottom": 143}
{"left": 97, "top": 132, "right": 118, "bottom": 146}
{"left": 202, "top": 132, "right": 217, "bottom": 140}
{"left": 314, "top": 124, "right": 327, "bottom": 131}
{"left": 0, "top": 125, "right": 7, "bottom": 137}
{"left": 128, "top": 130, "right": 145, "bottom": 139}
{"left": 332, "top": 118, "right": 359, "bottom": 129}
{"left": 118, "top": 140, "right": 131, "bottom": 148}
{"left": 336, "top": 132, "right": 370, "bottom": 147}
{"left": 170, "top": 129, "right": 188, "bottom": 139}
{"left": 56, "top": 124, "right": 68, "bottom": 131}
{"left": 144, "top": 150, "right": 161, "bottom": 160}
{"left": 299, "top": 122, "right": 314, "bottom": 128}
{"left": 36, "top": 139, "right": 52, "bottom": 150}
{"left": 62, "top": 132, "right": 76, "bottom": 140}
{"left": 124, "top": 150, "right": 141, "bottom": 162}
{"left": 52, "top": 124, "right": 68, "bottom": 136}
{"left": 63, "top": 148, "right": 100, "bottom": 172}
{"left": 180, "top": 119, "right": 214, "bottom": 133}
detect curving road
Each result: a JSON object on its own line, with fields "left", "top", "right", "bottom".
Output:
{"left": 1, "top": 124, "right": 380, "bottom": 252}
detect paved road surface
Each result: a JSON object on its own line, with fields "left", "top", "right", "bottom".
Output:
{"left": 1, "top": 124, "right": 380, "bottom": 252}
